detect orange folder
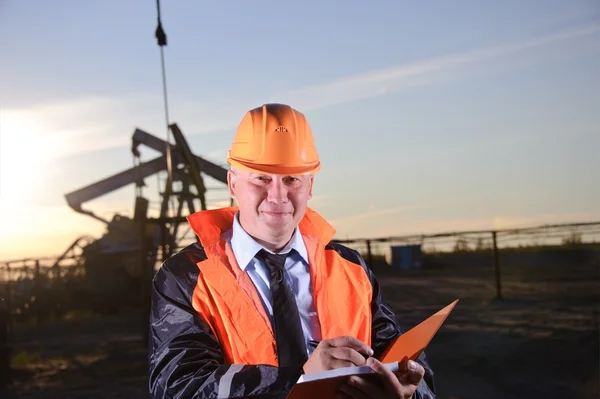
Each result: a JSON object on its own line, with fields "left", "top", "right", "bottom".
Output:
{"left": 286, "top": 299, "right": 459, "bottom": 399}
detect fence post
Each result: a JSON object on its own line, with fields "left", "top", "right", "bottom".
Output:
{"left": 34, "top": 260, "right": 42, "bottom": 326}
{"left": 366, "top": 240, "right": 373, "bottom": 270}
{"left": 492, "top": 231, "right": 502, "bottom": 299}
{"left": 5, "top": 265, "right": 11, "bottom": 332}
{"left": 0, "top": 297, "right": 10, "bottom": 390}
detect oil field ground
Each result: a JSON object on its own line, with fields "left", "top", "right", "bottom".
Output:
{"left": 5, "top": 249, "right": 600, "bottom": 399}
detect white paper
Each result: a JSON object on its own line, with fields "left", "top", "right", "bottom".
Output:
{"left": 297, "top": 361, "right": 400, "bottom": 383}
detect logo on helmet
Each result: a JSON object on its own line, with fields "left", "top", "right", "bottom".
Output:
{"left": 275, "top": 126, "right": 288, "bottom": 133}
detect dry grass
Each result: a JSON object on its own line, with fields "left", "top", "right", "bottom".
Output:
{"left": 5, "top": 249, "right": 600, "bottom": 399}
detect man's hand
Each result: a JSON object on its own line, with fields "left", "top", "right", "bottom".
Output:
{"left": 336, "top": 357, "right": 425, "bottom": 399}
{"left": 303, "top": 336, "right": 374, "bottom": 374}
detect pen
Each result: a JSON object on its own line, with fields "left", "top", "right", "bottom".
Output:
{"left": 308, "top": 340, "right": 371, "bottom": 359}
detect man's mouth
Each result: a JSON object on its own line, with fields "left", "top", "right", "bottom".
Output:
{"left": 262, "top": 210, "right": 291, "bottom": 216}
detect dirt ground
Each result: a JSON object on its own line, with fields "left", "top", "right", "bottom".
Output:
{"left": 4, "top": 250, "right": 600, "bottom": 399}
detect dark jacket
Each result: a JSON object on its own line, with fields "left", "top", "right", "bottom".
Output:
{"left": 148, "top": 241, "right": 436, "bottom": 398}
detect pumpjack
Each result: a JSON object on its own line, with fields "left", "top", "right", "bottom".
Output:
{"left": 62, "top": 124, "right": 229, "bottom": 315}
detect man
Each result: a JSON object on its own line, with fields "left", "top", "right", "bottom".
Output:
{"left": 148, "top": 103, "right": 436, "bottom": 398}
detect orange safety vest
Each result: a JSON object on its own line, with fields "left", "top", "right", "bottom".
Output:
{"left": 186, "top": 206, "right": 373, "bottom": 366}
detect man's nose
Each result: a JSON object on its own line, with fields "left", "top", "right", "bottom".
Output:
{"left": 266, "top": 181, "right": 289, "bottom": 204}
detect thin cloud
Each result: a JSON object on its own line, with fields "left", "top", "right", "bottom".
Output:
{"left": 330, "top": 210, "right": 600, "bottom": 243}
{"left": 203, "top": 148, "right": 229, "bottom": 165}
{"left": 309, "top": 194, "right": 336, "bottom": 206}
{"left": 1, "top": 94, "right": 165, "bottom": 159}
{"left": 279, "top": 24, "right": 600, "bottom": 111}
{"left": 329, "top": 205, "right": 423, "bottom": 226}
{"left": 491, "top": 212, "right": 600, "bottom": 230}
{"left": 4, "top": 24, "right": 598, "bottom": 161}
{"left": 1, "top": 95, "right": 259, "bottom": 161}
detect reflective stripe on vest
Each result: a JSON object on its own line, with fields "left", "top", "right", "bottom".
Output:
{"left": 187, "top": 206, "right": 373, "bottom": 366}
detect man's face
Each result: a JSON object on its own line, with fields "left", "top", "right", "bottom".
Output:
{"left": 227, "top": 168, "right": 314, "bottom": 242}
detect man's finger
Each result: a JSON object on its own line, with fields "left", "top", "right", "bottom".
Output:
{"left": 330, "top": 347, "right": 369, "bottom": 367}
{"left": 329, "top": 357, "right": 364, "bottom": 370}
{"left": 365, "top": 357, "right": 402, "bottom": 394}
{"left": 397, "top": 360, "right": 425, "bottom": 386}
{"left": 327, "top": 336, "right": 374, "bottom": 356}
{"left": 406, "top": 360, "right": 425, "bottom": 384}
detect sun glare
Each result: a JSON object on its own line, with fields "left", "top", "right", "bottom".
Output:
{"left": 0, "top": 110, "right": 58, "bottom": 208}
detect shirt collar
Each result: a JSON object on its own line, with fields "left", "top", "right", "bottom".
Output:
{"left": 229, "top": 212, "right": 309, "bottom": 271}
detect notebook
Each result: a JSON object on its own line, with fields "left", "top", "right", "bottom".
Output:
{"left": 285, "top": 299, "right": 459, "bottom": 399}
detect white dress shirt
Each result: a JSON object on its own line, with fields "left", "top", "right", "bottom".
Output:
{"left": 224, "top": 212, "right": 322, "bottom": 356}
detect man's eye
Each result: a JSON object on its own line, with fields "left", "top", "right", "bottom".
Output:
{"left": 284, "top": 177, "right": 300, "bottom": 184}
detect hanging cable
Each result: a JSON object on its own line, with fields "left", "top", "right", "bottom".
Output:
{"left": 155, "top": 0, "right": 174, "bottom": 217}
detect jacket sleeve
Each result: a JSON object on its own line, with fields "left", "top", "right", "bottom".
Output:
{"left": 148, "top": 248, "right": 302, "bottom": 399}
{"left": 332, "top": 244, "right": 437, "bottom": 399}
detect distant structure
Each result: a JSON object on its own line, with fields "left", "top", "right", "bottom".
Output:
{"left": 62, "top": 124, "right": 230, "bottom": 316}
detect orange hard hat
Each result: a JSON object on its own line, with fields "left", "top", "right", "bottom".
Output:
{"left": 226, "top": 103, "right": 321, "bottom": 175}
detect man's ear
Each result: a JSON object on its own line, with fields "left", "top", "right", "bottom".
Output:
{"left": 227, "top": 169, "right": 237, "bottom": 200}
{"left": 308, "top": 175, "right": 314, "bottom": 200}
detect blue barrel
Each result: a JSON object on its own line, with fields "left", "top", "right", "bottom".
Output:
{"left": 387, "top": 244, "right": 423, "bottom": 271}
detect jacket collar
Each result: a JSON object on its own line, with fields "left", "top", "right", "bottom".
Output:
{"left": 186, "top": 206, "right": 336, "bottom": 250}
{"left": 228, "top": 211, "right": 309, "bottom": 270}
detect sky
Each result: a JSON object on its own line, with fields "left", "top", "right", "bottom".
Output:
{"left": 1, "top": 0, "right": 599, "bottom": 261}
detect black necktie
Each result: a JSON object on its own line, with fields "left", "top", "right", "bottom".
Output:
{"left": 258, "top": 249, "right": 308, "bottom": 368}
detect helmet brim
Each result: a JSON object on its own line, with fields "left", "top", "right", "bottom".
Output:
{"left": 227, "top": 157, "right": 321, "bottom": 176}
